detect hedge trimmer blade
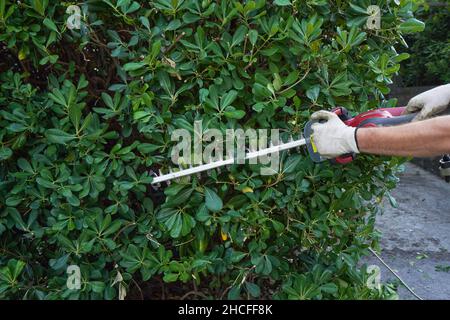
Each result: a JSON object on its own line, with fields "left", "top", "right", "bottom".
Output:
{"left": 150, "top": 137, "right": 307, "bottom": 186}
{"left": 150, "top": 106, "right": 417, "bottom": 187}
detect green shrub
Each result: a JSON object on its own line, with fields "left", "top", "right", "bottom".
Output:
{"left": 0, "top": 0, "right": 422, "bottom": 299}
{"left": 400, "top": 2, "right": 450, "bottom": 86}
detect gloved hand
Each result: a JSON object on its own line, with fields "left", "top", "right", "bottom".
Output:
{"left": 404, "top": 84, "right": 450, "bottom": 121}
{"left": 310, "top": 111, "right": 360, "bottom": 159}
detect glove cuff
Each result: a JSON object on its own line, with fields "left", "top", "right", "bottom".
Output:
{"left": 354, "top": 127, "right": 361, "bottom": 153}
{"left": 442, "top": 84, "right": 450, "bottom": 105}
{"left": 342, "top": 126, "right": 360, "bottom": 154}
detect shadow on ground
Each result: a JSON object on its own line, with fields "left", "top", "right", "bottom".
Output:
{"left": 363, "top": 163, "right": 450, "bottom": 300}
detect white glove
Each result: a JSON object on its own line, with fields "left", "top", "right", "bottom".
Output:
{"left": 404, "top": 84, "right": 450, "bottom": 121}
{"left": 310, "top": 111, "right": 360, "bottom": 159}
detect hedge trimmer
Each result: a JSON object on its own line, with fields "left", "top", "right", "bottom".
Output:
{"left": 150, "top": 106, "right": 416, "bottom": 186}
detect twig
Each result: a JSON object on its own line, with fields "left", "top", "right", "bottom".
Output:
{"left": 165, "top": 32, "right": 186, "bottom": 54}
{"left": 174, "top": 237, "right": 195, "bottom": 247}
{"left": 278, "top": 67, "right": 310, "bottom": 94}
{"left": 131, "top": 278, "right": 144, "bottom": 300}
{"left": 219, "top": 285, "right": 233, "bottom": 300}
{"left": 113, "top": 222, "right": 136, "bottom": 241}
{"left": 369, "top": 247, "right": 423, "bottom": 300}
{"left": 180, "top": 290, "right": 208, "bottom": 300}
{"left": 244, "top": 35, "right": 272, "bottom": 70}
{"left": 157, "top": 277, "right": 166, "bottom": 300}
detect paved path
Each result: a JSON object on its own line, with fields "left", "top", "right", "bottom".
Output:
{"left": 364, "top": 163, "right": 450, "bottom": 299}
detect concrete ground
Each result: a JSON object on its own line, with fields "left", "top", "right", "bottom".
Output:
{"left": 364, "top": 163, "right": 450, "bottom": 300}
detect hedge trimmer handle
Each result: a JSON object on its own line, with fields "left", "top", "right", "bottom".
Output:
{"left": 304, "top": 106, "right": 417, "bottom": 164}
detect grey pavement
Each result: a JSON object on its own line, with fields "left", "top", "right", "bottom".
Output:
{"left": 364, "top": 163, "right": 450, "bottom": 300}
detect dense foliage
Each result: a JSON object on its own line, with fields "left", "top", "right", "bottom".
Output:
{"left": 0, "top": 0, "right": 422, "bottom": 299}
{"left": 400, "top": 1, "right": 450, "bottom": 86}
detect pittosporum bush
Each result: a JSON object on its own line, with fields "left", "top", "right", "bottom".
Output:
{"left": 0, "top": 0, "right": 423, "bottom": 299}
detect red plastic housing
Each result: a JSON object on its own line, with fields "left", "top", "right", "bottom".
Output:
{"left": 343, "top": 107, "right": 406, "bottom": 127}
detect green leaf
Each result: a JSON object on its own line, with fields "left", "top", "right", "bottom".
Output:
{"left": 49, "top": 254, "right": 69, "bottom": 270}
{"left": 0, "top": 0, "right": 5, "bottom": 19}
{"left": 245, "top": 282, "right": 261, "bottom": 297}
{"left": 137, "top": 143, "right": 160, "bottom": 154}
{"left": 221, "top": 90, "right": 238, "bottom": 108}
{"left": 0, "top": 147, "right": 12, "bottom": 161}
{"left": 224, "top": 107, "right": 245, "bottom": 119}
{"left": 17, "top": 158, "right": 33, "bottom": 173}
{"left": 204, "top": 187, "right": 223, "bottom": 212}
{"left": 69, "top": 104, "right": 81, "bottom": 130}
{"left": 253, "top": 255, "right": 273, "bottom": 275}
{"left": 283, "top": 155, "right": 301, "bottom": 174}
{"left": 7, "top": 123, "right": 27, "bottom": 132}
{"left": 398, "top": 18, "right": 425, "bottom": 33}
{"left": 123, "top": 62, "right": 146, "bottom": 71}
{"left": 387, "top": 193, "right": 398, "bottom": 208}
{"left": 228, "top": 286, "right": 241, "bottom": 299}
{"left": 157, "top": 207, "right": 195, "bottom": 238}
{"left": 306, "top": 85, "right": 320, "bottom": 102}
{"left": 230, "top": 250, "right": 247, "bottom": 263}
{"left": 195, "top": 204, "right": 211, "bottom": 222}
{"left": 163, "top": 273, "right": 178, "bottom": 282}
{"left": 125, "top": 1, "right": 140, "bottom": 14}
{"left": 271, "top": 220, "right": 285, "bottom": 233}
{"left": 31, "top": 0, "right": 48, "bottom": 15}
{"left": 320, "top": 283, "right": 338, "bottom": 294}
{"left": 8, "top": 259, "right": 26, "bottom": 280}
{"left": 101, "top": 92, "right": 114, "bottom": 109}
{"left": 7, "top": 208, "right": 27, "bottom": 231}
{"left": 6, "top": 197, "right": 22, "bottom": 206}
{"left": 274, "top": 0, "right": 291, "bottom": 6}
{"left": 349, "top": 3, "right": 368, "bottom": 15}
{"left": 49, "top": 89, "right": 66, "bottom": 106}
{"left": 166, "top": 19, "right": 181, "bottom": 31}
{"left": 36, "top": 178, "right": 56, "bottom": 189}
{"left": 133, "top": 110, "right": 152, "bottom": 122}
{"left": 248, "top": 29, "right": 258, "bottom": 46}
{"left": 46, "top": 129, "right": 76, "bottom": 144}
{"left": 252, "top": 102, "right": 265, "bottom": 113}
{"left": 394, "top": 52, "right": 410, "bottom": 63}
{"left": 43, "top": 18, "right": 58, "bottom": 33}
{"left": 166, "top": 212, "right": 182, "bottom": 237}
{"left": 232, "top": 25, "right": 247, "bottom": 46}
{"left": 90, "top": 281, "right": 106, "bottom": 293}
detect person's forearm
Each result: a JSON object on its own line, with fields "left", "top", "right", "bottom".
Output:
{"left": 356, "top": 116, "right": 450, "bottom": 157}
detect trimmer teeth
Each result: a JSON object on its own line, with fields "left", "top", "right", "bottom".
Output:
{"left": 150, "top": 170, "right": 161, "bottom": 190}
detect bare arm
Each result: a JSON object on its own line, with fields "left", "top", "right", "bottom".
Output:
{"left": 357, "top": 116, "right": 450, "bottom": 157}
